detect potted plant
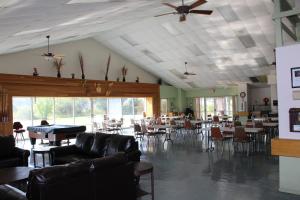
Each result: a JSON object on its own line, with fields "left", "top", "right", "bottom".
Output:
{"left": 121, "top": 65, "right": 128, "bottom": 82}
{"left": 53, "top": 58, "right": 63, "bottom": 78}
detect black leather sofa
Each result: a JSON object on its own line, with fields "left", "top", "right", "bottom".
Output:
{"left": 0, "top": 153, "right": 137, "bottom": 200}
{"left": 0, "top": 135, "right": 30, "bottom": 168}
{"left": 50, "top": 133, "right": 141, "bottom": 165}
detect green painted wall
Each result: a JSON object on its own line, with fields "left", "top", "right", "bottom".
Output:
{"left": 160, "top": 85, "right": 239, "bottom": 113}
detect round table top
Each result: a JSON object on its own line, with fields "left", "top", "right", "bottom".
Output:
{"left": 134, "top": 161, "right": 153, "bottom": 176}
{"left": 32, "top": 146, "right": 54, "bottom": 153}
{"left": 0, "top": 167, "right": 32, "bottom": 185}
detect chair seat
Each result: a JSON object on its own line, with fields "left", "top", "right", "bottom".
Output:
{"left": 14, "top": 129, "right": 25, "bottom": 133}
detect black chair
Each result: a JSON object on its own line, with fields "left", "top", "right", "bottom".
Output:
{"left": 0, "top": 135, "right": 30, "bottom": 168}
{"left": 13, "top": 122, "right": 25, "bottom": 142}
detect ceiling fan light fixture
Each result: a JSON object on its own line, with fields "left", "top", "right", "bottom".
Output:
{"left": 179, "top": 14, "right": 186, "bottom": 22}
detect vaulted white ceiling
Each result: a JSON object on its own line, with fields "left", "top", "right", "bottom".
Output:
{"left": 0, "top": 0, "right": 275, "bottom": 88}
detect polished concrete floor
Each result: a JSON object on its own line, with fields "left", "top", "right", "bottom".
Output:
{"left": 138, "top": 135, "right": 300, "bottom": 200}
{"left": 16, "top": 132, "right": 300, "bottom": 200}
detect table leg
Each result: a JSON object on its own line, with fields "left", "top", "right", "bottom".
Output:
{"left": 42, "top": 153, "right": 45, "bottom": 167}
{"left": 33, "top": 152, "right": 36, "bottom": 168}
{"left": 151, "top": 170, "right": 154, "bottom": 200}
{"left": 49, "top": 153, "right": 52, "bottom": 166}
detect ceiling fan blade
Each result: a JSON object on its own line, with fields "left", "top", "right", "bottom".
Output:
{"left": 189, "top": 0, "right": 207, "bottom": 9}
{"left": 162, "top": 3, "right": 178, "bottom": 9}
{"left": 190, "top": 10, "right": 213, "bottom": 15}
{"left": 154, "top": 12, "right": 177, "bottom": 17}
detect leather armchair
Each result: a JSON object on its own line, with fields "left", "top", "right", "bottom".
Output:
{"left": 0, "top": 135, "right": 30, "bottom": 168}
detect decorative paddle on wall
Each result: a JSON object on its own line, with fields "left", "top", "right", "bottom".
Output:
{"left": 105, "top": 54, "right": 111, "bottom": 81}
{"left": 184, "top": 62, "right": 196, "bottom": 76}
{"left": 155, "top": 0, "right": 213, "bottom": 22}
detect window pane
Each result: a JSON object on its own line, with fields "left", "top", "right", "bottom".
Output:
{"left": 55, "top": 98, "right": 74, "bottom": 124}
{"left": 215, "top": 97, "right": 225, "bottom": 116}
{"left": 206, "top": 98, "right": 215, "bottom": 117}
{"left": 75, "top": 98, "right": 91, "bottom": 131}
{"left": 122, "top": 98, "right": 133, "bottom": 115}
{"left": 108, "top": 98, "right": 122, "bottom": 120}
{"left": 13, "top": 97, "right": 32, "bottom": 139}
{"left": 33, "top": 97, "right": 54, "bottom": 125}
{"left": 94, "top": 98, "right": 108, "bottom": 123}
{"left": 134, "top": 98, "right": 145, "bottom": 118}
{"left": 161, "top": 99, "right": 168, "bottom": 115}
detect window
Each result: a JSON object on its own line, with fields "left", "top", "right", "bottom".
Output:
{"left": 33, "top": 97, "right": 54, "bottom": 125}
{"left": 12, "top": 97, "right": 32, "bottom": 139}
{"left": 75, "top": 98, "right": 91, "bottom": 130}
{"left": 161, "top": 99, "right": 168, "bottom": 115}
{"left": 194, "top": 97, "right": 234, "bottom": 120}
{"left": 55, "top": 98, "right": 74, "bottom": 124}
{"left": 12, "top": 96, "right": 148, "bottom": 135}
{"left": 93, "top": 98, "right": 108, "bottom": 123}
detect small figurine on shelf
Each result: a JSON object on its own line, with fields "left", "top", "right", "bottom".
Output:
{"left": 116, "top": 77, "right": 120, "bottom": 82}
{"left": 33, "top": 67, "right": 39, "bottom": 76}
{"left": 71, "top": 73, "right": 75, "bottom": 79}
{"left": 136, "top": 76, "right": 139, "bottom": 83}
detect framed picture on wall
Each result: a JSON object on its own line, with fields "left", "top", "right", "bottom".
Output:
{"left": 291, "top": 67, "right": 300, "bottom": 88}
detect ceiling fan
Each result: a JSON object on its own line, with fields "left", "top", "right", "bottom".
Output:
{"left": 155, "top": 0, "right": 213, "bottom": 22}
{"left": 184, "top": 62, "right": 196, "bottom": 76}
{"left": 42, "top": 35, "right": 64, "bottom": 61}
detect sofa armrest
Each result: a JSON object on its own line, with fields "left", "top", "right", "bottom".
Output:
{"left": 12, "top": 147, "right": 30, "bottom": 166}
{"left": 126, "top": 150, "right": 141, "bottom": 162}
{"left": 0, "top": 185, "right": 26, "bottom": 200}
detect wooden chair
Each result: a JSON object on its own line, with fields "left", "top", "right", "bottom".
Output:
{"left": 13, "top": 122, "right": 25, "bottom": 142}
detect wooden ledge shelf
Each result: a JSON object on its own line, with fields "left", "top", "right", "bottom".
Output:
{"left": 272, "top": 138, "right": 300, "bottom": 158}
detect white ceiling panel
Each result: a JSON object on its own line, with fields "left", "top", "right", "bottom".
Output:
{"left": 0, "top": 0, "right": 275, "bottom": 88}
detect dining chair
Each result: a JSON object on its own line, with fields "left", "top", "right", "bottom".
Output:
{"left": 211, "top": 127, "right": 231, "bottom": 152}
{"left": 13, "top": 122, "right": 25, "bottom": 143}
{"left": 233, "top": 126, "right": 252, "bottom": 156}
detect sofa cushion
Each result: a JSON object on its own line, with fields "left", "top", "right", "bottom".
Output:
{"left": 75, "top": 133, "right": 94, "bottom": 154}
{"left": 0, "top": 135, "right": 15, "bottom": 158}
{"left": 105, "top": 135, "right": 135, "bottom": 156}
{"left": 27, "top": 160, "right": 92, "bottom": 200}
{"left": 0, "top": 157, "right": 20, "bottom": 168}
{"left": 91, "top": 153, "right": 127, "bottom": 170}
{"left": 53, "top": 154, "right": 96, "bottom": 165}
{"left": 90, "top": 133, "right": 110, "bottom": 156}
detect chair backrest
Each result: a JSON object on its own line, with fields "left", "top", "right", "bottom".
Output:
{"left": 41, "top": 120, "right": 49, "bottom": 125}
{"left": 134, "top": 124, "right": 141, "bottom": 133}
{"left": 141, "top": 124, "right": 148, "bottom": 133}
{"left": 13, "top": 122, "right": 23, "bottom": 130}
{"left": 254, "top": 121, "right": 263, "bottom": 128}
{"left": 213, "top": 116, "right": 219, "bottom": 123}
{"left": 234, "top": 121, "right": 242, "bottom": 127}
{"left": 184, "top": 120, "right": 192, "bottom": 129}
{"left": 234, "top": 126, "right": 248, "bottom": 141}
{"left": 211, "top": 127, "right": 223, "bottom": 139}
{"left": 170, "top": 120, "right": 176, "bottom": 125}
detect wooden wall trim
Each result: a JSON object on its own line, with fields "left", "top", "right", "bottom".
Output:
{"left": 272, "top": 138, "right": 300, "bottom": 158}
{"left": 0, "top": 73, "right": 160, "bottom": 135}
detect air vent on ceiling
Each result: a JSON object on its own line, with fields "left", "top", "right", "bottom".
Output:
{"left": 249, "top": 75, "right": 267, "bottom": 83}
{"left": 142, "top": 50, "right": 163, "bottom": 63}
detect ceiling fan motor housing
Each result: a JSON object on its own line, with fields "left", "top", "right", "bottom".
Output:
{"left": 176, "top": 6, "right": 190, "bottom": 14}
